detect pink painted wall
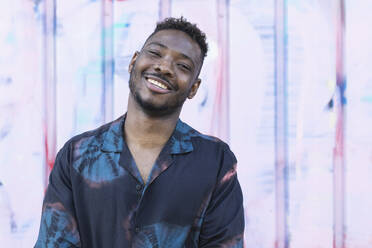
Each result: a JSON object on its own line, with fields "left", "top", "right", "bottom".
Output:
{"left": 0, "top": 0, "right": 372, "bottom": 247}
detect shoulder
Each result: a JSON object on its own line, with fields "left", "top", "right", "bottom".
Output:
{"left": 59, "top": 116, "right": 124, "bottom": 161}
{"left": 179, "top": 120, "right": 237, "bottom": 165}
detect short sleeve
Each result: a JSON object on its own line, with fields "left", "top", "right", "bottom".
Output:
{"left": 198, "top": 146, "right": 245, "bottom": 247}
{"left": 34, "top": 142, "right": 81, "bottom": 248}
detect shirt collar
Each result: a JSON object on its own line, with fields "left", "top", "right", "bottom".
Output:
{"left": 100, "top": 114, "right": 194, "bottom": 154}
{"left": 168, "top": 119, "right": 194, "bottom": 154}
{"left": 100, "top": 116, "right": 125, "bottom": 153}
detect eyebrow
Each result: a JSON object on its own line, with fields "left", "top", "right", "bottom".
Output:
{"left": 146, "top": 41, "right": 195, "bottom": 68}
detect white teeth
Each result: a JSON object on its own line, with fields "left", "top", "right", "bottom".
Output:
{"left": 147, "top": 78, "right": 168, "bottom": 90}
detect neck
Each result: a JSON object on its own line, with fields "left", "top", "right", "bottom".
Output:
{"left": 124, "top": 95, "right": 181, "bottom": 148}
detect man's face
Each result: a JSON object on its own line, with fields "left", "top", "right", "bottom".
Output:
{"left": 128, "top": 29, "right": 202, "bottom": 116}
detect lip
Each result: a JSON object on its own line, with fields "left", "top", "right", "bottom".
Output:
{"left": 145, "top": 79, "right": 170, "bottom": 94}
{"left": 144, "top": 73, "right": 175, "bottom": 90}
{"left": 143, "top": 75, "right": 176, "bottom": 94}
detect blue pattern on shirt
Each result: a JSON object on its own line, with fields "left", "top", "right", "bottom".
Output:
{"left": 35, "top": 114, "right": 244, "bottom": 248}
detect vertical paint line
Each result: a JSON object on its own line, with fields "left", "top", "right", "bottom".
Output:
{"left": 102, "top": 0, "right": 114, "bottom": 123}
{"left": 333, "top": 1, "right": 346, "bottom": 247}
{"left": 211, "top": 0, "right": 230, "bottom": 142}
{"left": 274, "top": 0, "right": 288, "bottom": 247}
{"left": 42, "top": 0, "right": 57, "bottom": 189}
{"left": 158, "top": 0, "right": 172, "bottom": 20}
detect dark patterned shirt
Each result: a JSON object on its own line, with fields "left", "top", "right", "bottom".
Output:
{"left": 34, "top": 115, "right": 244, "bottom": 248}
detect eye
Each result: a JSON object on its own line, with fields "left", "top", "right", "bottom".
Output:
{"left": 177, "top": 63, "right": 191, "bottom": 72}
{"left": 148, "top": 50, "right": 161, "bottom": 57}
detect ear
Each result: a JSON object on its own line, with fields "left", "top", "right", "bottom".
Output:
{"left": 128, "top": 51, "right": 139, "bottom": 73}
{"left": 187, "top": 79, "right": 201, "bottom": 99}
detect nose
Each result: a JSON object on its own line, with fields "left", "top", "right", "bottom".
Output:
{"left": 154, "top": 58, "right": 174, "bottom": 78}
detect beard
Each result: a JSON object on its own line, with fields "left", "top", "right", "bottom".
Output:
{"left": 128, "top": 68, "right": 189, "bottom": 117}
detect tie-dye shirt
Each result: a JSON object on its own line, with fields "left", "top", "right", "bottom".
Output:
{"left": 35, "top": 115, "right": 244, "bottom": 248}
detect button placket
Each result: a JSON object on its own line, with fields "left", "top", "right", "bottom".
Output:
{"left": 132, "top": 183, "right": 143, "bottom": 234}
{"left": 135, "top": 184, "right": 142, "bottom": 191}
{"left": 133, "top": 182, "right": 147, "bottom": 235}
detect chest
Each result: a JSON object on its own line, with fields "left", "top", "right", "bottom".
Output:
{"left": 128, "top": 145, "right": 163, "bottom": 183}
{"left": 72, "top": 154, "right": 217, "bottom": 247}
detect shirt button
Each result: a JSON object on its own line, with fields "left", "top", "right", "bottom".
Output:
{"left": 136, "top": 184, "right": 142, "bottom": 191}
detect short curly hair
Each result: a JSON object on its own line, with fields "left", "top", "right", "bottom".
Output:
{"left": 148, "top": 17, "right": 208, "bottom": 61}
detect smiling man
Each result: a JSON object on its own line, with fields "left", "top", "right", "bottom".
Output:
{"left": 35, "top": 17, "right": 244, "bottom": 248}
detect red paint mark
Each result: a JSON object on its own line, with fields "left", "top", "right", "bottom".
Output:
{"left": 43, "top": 202, "right": 80, "bottom": 240}
{"left": 211, "top": 0, "right": 230, "bottom": 142}
{"left": 43, "top": 125, "right": 55, "bottom": 190}
{"left": 122, "top": 204, "right": 137, "bottom": 240}
{"left": 333, "top": 1, "right": 346, "bottom": 248}
{"left": 220, "top": 163, "right": 237, "bottom": 185}
{"left": 85, "top": 179, "right": 110, "bottom": 189}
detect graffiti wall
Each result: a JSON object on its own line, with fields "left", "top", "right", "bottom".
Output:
{"left": 1, "top": 0, "right": 372, "bottom": 247}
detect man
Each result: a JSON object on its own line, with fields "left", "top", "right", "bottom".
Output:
{"left": 35, "top": 17, "right": 244, "bottom": 248}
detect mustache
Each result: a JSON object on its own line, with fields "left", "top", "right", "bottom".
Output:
{"left": 143, "top": 72, "right": 171, "bottom": 85}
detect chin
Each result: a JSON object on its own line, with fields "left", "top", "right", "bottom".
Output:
{"left": 133, "top": 94, "right": 169, "bottom": 115}
{"left": 130, "top": 82, "right": 185, "bottom": 117}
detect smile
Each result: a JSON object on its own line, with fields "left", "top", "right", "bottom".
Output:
{"left": 147, "top": 78, "right": 169, "bottom": 90}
